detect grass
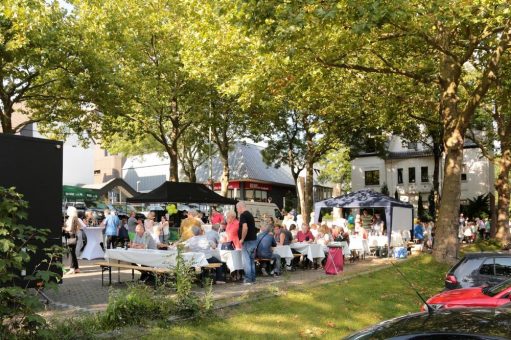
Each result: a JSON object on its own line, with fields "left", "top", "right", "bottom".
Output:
{"left": 460, "top": 239, "right": 503, "bottom": 257}
{"left": 134, "top": 255, "right": 449, "bottom": 339}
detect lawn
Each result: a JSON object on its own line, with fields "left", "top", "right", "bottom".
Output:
{"left": 140, "top": 255, "right": 449, "bottom": 339}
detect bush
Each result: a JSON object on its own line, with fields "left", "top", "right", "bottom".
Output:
{"left": 0, "top": 186, "right": 63, "bottom": 339}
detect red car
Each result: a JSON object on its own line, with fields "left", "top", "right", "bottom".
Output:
{"left": 422, "top": 278, "right": 511, "bottom": 311}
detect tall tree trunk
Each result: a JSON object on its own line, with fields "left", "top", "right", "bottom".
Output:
{"left": 303, "top": 159, "right": 314, "bottom": 225}
{"left": 433, "top": 54, "right": 463, "bottom": 264}
{"left": 292, "top": 174, "right": 301, "bottom": 213}
{"left": 0, "top": 105, "right": 13, "bottom": 134}
{"left": 219, "top": 147, "right": 229, "bottom": 197}
{"left": 432, "top": 137, "right": 443, "bottom": 220}
{"left": 495, "top": 154, "right": 511, "bottom": 242}
{"left": 168, "top": 138, "right": 179, "bottom": 182}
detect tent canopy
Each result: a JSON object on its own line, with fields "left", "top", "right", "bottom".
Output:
{"left": 316, "top": 189, "right": 413, "bottom": 210}
{"left": 127, "top": 181, "right": 237, "bottom": 205}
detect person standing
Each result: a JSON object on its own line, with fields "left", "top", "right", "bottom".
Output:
{"left": 64, "top": 210, "right": 82, "bottom": 274}
{"left": 127, "top": 211, "right": 138, "bottom": 242}
{"left": 237, "top": 201, "right": 257, "bottom": 285}
{"left": 102, "top": 209, "right": 120, "bottom": 249}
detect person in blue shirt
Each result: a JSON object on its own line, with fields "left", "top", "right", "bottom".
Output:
{"left": 102, "top": 209, "right": 120, "bottom": 249}
{"left": 256, "top": 221, "right": 281, "bottom": 276}
{"left": 413, "top": 219, "right": 424, "bottom": 243}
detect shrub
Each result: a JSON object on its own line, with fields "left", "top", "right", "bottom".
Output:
{"left": 0, "top": 186, "right": 63, "bottom": 339}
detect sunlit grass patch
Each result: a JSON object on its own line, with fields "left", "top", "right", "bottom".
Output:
{"left": 144, "top": 255, "right": 449, "bottom": 339}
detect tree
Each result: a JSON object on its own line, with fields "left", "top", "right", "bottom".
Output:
{"left": 72, "top": 0, "right": 207, "bottom": 181}
{"left": 317, "top": 147, "right": 351, "bottom": 194}
{"left": 0, "top": 1, "right": 89, "bottom": 136}
{"left": 469, "top": 55, "right": 511, "bottom": 243}
{"left": 417, "top": 195, "right": 425, "bottom": 221}
{"left": 261, "top": 109, "right": 306, "bottom": 213}
{"left": 177, "top": 126, "right": 209, "bottom": 183}
{"left": 230, "top": 0, "right": 511, "bottom": 263}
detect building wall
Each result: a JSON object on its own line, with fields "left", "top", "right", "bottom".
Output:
{"left": 93, "top": 145, "right": 125, "bottom": 184}
{"left": 351, "top": 156, "right": 386, "bottom": 191}
{"left": 351, "top": 146, "right": 493, "bottom": 212}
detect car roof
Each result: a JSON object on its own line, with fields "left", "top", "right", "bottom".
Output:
{"left": 463, "top": 252, "right": 511, "bottom": 259}
{"left": 345, "top": 307, "right": 511, "bottom": 339}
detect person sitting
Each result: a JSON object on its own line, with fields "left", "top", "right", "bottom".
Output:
{"left": 289, "top": 224, "right": 298, "bottom": 239}
{"left": 130, "top": 224, "right": 156, "bottom": 249}
{"left": 129, "top": 224, "right": 156, "bottom": 282}
{"left": 334, "top": 227, "right": 350, "bottom": 245}
{"left": 274, "top": 224, "right": 292, "bottom": 246}
{"left": 180, "top": 209, "right": 203, "bottom": 241}
{"left": 184, "top": 226, "right": 226, "bottom": 284}
{"left": 316, "top": 224, "right": 332, "bottom": 247}
{"left": 256, "top": 222, "right": 281, "bottom": 276}
{"left": 206, "top": 223, "right": 221, "bottom": 248}
{"left": 296, "top": 224, "right": 315, "bottom": 243}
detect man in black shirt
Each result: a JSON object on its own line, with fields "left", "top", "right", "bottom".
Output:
{"left": 237, "top": 201, "right": 257, "bottom": 284}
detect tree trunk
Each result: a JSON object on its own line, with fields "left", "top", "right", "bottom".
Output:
{"left": 433, "top": 53, "right": 463, "bottom": 264}
{"left": 168, "top": 139, "right": 179, "bottom": 182}
{"left": 219, "top": 147, "right": 229, "bottom": 197}
{"left": 495, "top": 155, "right": 511, "bottom": 242}
{"left": 297, "top": 176, "right": 306, "bottom": 218}
{"left": 434, "top": 131, "right": 464, "bottom": 263}
{"left": 0, "top": 105, "right": 14, "bottom": 134}
{"left": 432, "top": 138, "right": 443, "bottom": 220}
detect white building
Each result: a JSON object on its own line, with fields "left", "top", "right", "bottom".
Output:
{"left": 351, "top": 136, "right": 494, "bottom": 211}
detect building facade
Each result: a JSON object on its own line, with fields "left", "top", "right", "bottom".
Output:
{"left": 351, "top": 136, "right": 494, "bottom": 211}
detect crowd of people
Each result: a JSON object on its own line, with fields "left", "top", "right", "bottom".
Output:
{"left": 458, "top": 213, "right": 491, "bottom": 243}
{"left": 63, "top": 204, "right": 395, "bottom": 284}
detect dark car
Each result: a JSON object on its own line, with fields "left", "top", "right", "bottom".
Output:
{"left": 445, "top": 253, "right": 511, "bottom": 290}
{"left": 345, "top": 306, "right": 511, "bottom": 339}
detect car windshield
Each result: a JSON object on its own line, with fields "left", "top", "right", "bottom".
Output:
{"left": 484, "top": 278, "right": 511, "bottom": 297}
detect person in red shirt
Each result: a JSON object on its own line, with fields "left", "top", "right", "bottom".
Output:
{"left": 210, "top": 207, "right": 224, "bottom": 225}
{"left": 296, "top": 224, "right": 315, "bottom": 243}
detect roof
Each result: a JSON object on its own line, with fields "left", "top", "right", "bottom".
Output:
{"left": 318, "top": 189, "right": 413, "bottom": 209}
{"left": 196, "top": 143, "right": 295, "bottom": 186}
{"left": 386, "top": 150, "right": 433, "bottom": 160}
{"left": 82, "top": 178, "right": 137, "bottom": 197}
{"left": 127, "top": 181, "right": 237, "bottom": 205}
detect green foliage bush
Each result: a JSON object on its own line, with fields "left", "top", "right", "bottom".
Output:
{"left": 0, "top": 186, "right": 63, "bottom": 339}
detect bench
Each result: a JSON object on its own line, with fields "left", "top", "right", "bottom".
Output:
{"left": 95, "top": 261, "right": 171, "bottom": 286}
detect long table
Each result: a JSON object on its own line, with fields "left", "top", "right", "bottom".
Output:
{"left": 290, "top": 242, "right": 325, "bottom": 260}
{"left": 213, "top": 245, "right": 295, "bottom": 272}
{"left": 105, "top": 248, "right": 209, "bottom": 268}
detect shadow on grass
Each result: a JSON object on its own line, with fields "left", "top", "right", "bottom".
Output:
{"left": 142, "top": 255, "right": 449, "bottom": 339}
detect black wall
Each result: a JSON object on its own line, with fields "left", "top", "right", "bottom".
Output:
{"left": 0, "top": 134, "right": 63, "bottom": 286}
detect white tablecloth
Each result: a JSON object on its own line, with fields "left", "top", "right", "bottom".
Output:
{"left": 215, "top": 249, "right": 243, "bottom": 272}
{"left": 80, "top": 227, "right": 105, "bottom": 260}
{"left": 329, "top": 242, "right": 349, "bottom": 257}
{"left": 105, "top": 248, "right": 209, "bottom": 268}
{"left": 349, "top": 236, "right": 370, "bottom": 254}
{"left": 368, "top": 234, "right": 405, "bottom": 248}
{"left": 290, "top": 242, "right": 325, "bottom": 260}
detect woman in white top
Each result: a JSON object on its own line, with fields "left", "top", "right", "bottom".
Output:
{"left": 64, "top": 206, "right": 85, "bottom": 274}
{"left": 316, "top": 224, "right": 332, "bottom": 253}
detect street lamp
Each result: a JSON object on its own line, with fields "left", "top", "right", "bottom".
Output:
{"left": 136, "top": 180, "right": 141, "bottom": 192}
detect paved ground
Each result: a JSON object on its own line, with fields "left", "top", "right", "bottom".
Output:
{"left": 39, "top": 255, "right": 396, "bottom": 320}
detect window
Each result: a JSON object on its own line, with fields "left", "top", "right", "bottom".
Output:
{"left": 421, "top": 166, "right": 429, "bottom": 183}
{"left": 245, "top": 190, "right": 254, "bottom": 200}
{"left": 407, "top": 142, "right": 417, "bottom": 150}
{"left": 479, "top": 258, "right": 494, "bottom": 275}
{"left": 94, "top": 170, "right": 101, "bottom": 175}
{"left": 365, "top": 170, "right": 380, "bottom": 186}
{"left": 408, "top": 167, "right": 416, "bottom": 183}
{"left": 397, "top": 168, "right": 403, "bottom": 184}
{"left": 495, "top": 257, "right": 511, "bottom": 277}
{"left": 461, "top": 173, "right": 467, "bottom": 181}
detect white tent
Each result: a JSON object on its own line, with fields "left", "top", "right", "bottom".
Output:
{"left": 314, "top": 189, "right": 414, "bottom": 247}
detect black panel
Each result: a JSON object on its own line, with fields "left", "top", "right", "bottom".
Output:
{"left": 0, "top": 134, "right": 63, "bottom": 287}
